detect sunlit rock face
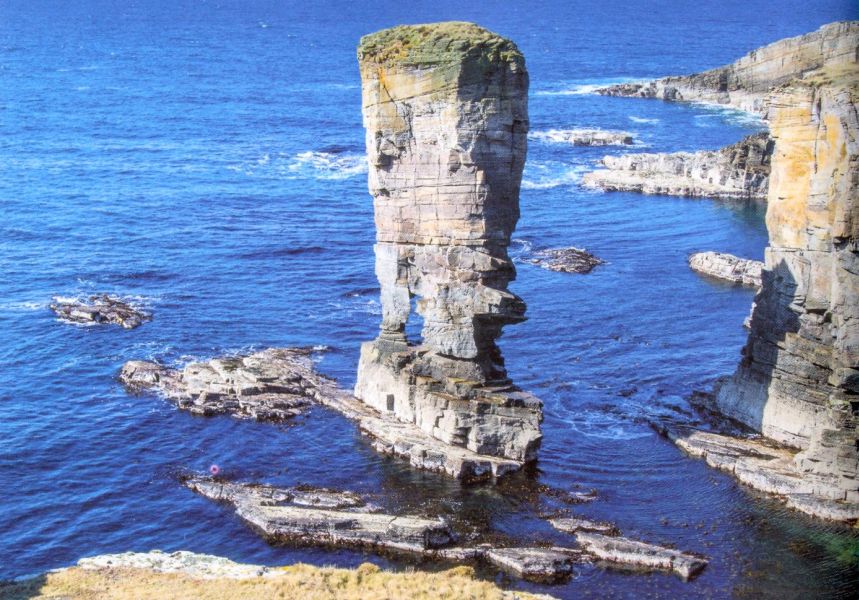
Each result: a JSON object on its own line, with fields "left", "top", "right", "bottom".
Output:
{"left": 713, "top": 66, "right": 859, "bottom": 504}
{"left": 354, "top": 22, "right": 542, "bottom": 464}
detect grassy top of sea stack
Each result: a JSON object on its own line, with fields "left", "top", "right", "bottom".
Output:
{"left": 358, "top": 21, "right": 524, "bottom": 69}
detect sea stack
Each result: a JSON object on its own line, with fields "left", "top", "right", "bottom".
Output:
{"left": 354, "top": 22, "right": 542, "bottom": 465}
{"left": 712, "top": 65, "right": 859, "bottom": 506}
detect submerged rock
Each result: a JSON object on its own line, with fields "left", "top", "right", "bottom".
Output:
{"left": 186, "top": 478, "right": 455, "bottom": 554}
{"left": 688, "top": 251, "right": 763, "bottom": 287}
{"left": 582, "top": 133, "right": 772, "bottom": 200}
{"left": 51, "top": 294, "right": 150, "bottom": 329}
{"left": 120, "top": 348, "right": 323, "bottom": 422}
{"left": 575, "top": 532, "right": 707, "bottom": 580}
{"left": 596, "top": 21, "right": 859, "bottom": 115}
{"left": 549, "top": 517, "right": 619, "bottom": 536}
{"left": 524, "top": 247, "right": 605, "bottom": 274}
{"left": 354, "top": 22, "right": 543, "bottom": 471}
{"left": 529, "top": 128, "right": 634, "bottom": 146}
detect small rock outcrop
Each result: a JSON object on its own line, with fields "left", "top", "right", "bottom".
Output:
{"left": 186, "top": 478, "right": 456, "bottom": 554}
{"left": 596, "top": 21, "right": 859, "bottom": 115}
{"left": 524, "top": 247, "right": 605, "bottom": 274}
{"left": 120, "top": 348, "right": 325, "bottom": 422}
{"left": 705, "top": 66, "right": 859, "bottom": 519}
{"left": 529, "top": 128, "right": 634, "bottom": 146}
{"left": 354, "top": 23, "right": 542, "bottom": 469}
{"left": 575, "top": 532, "right": 707, "bottom": 580}
{"left": 582, "top": 132, "right": 772, "bottom": 200}
{"left": 51, "top": 294, "right": 150, "bottom": 329}
{"left": 688, "top": 251, "right": 763, "bottom": 287}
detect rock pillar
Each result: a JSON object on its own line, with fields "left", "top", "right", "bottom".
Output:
{"left": 713, "top": 67, "right": 859, "bottom": 502}
{"left": 354, "top": 22, "right": 541, "bottom": 463}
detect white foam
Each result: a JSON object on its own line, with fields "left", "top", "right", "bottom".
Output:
{"left": 229, "top": 150, "right": 367, "bottom": 180}
{"left": 629, "top": 116, "right": 660, "bottom": 124}
{"left": 522, "top": 161, "right": 587, "bottom": 190}
{"left": 535, "top": 78, "right": 642, "bottom": 97}
{"left": 529, "top": 128, "right": 635, "bottom": 145}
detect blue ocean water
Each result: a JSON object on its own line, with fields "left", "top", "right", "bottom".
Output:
{"left": 1, "top": 0, "right": 857, "bottom": 597}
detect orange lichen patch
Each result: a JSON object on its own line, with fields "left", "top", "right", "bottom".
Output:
{"left": 0, "top": 563, "right": 552, "bottom": 600}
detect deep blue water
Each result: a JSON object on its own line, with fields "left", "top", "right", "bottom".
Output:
{"left": 2, "top": 0, "right": 858, "bottom": 597}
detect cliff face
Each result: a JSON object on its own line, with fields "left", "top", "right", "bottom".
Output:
{"left": 713, "top": 67, "right": 859, "bottom": 505}
{"left": 598, "top": 21, "right": 859, "bottom": 115}
{"left": 354, "top": 23, "right": 542, "bottom": 464}
{"left": 582, "top": 132, "right": 772, "bottom": 199}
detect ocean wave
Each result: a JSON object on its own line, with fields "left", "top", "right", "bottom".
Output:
{"left": 227, "top": 150, "right": 367, "bottom": 180}
{"left": 0, "top": 300, "right": 48, "bottom": 312}
{"left": 522, "top": 161, "right": 587, "bottom": 190}
{"left": 629, "top": 116, "right": 660, "bottom": 124}
{"left": 693, "top": 105, "right": 765, "bottom": 129}
{"left": 535, "top": 77, "right": 641, "bottom": 97}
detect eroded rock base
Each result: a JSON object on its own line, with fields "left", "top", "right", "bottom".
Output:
{"left": 575, "top": 532, "right": 708, "bottom": 580}
{"left": 51, "top": 294, "right": 150, "bottom": 329}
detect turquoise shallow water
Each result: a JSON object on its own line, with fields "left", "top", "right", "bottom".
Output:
{"left": 1, "top": 1, "right": 858, "bottom": 597}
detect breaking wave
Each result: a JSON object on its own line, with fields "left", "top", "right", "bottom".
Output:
{"left": 227, "top": 150, "right": 367, "bottom": 180}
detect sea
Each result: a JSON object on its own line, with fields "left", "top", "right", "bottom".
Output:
{"left": 1, "top": 1, "right": 857, "bottom": 597}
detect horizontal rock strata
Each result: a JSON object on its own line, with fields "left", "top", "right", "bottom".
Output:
{"left": 485, "top": 547, "right": 576, "bottom": 582}
{"left": 524, "top": 247, "right": 605, "bottom": 274}
{"left": 355, "top": 22, "right": 542, "bottom": 472}
{"left": 688, "top": 251, "right": 763, "bottom": 287}
{"left": 548, "top": 517, "right": 619, "bottom": 536}
{"left": 582, "top": 132, "right": 772, "bottom": 200}
{"left": 596, "top": 21, "right": 859, "bottom": 115}
{"left": 656, "top": 424, "right": 859, "bottom": 522}
{"left": 710, "top": 66, "right": 859, "bottom": 515}
{"left": 51, "top": 294, "right": 150, "bottom": 329}
{"left": 120, "top": 348, "right": 323, "bottom": 422}
{"left": 186, "top": 478, "right": 455, "bottom": 553}
{"left": 529, "top": 128, "right": 634, "bottom": 146}
{"left": 575, "top": 532, "right": 707, "bottom": 580}
{"left": 122, "top": 347, "right": 523, "bottom": 479}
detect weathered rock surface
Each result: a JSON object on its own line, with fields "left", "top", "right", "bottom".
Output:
{"left": 549, "top": 517, "right": 619, "bottom": 536}
{"left": 582, "top": 132, "right": 772, "bottom": 200}
{"left": 51, "top": 294, "right": 150, "bottom": 329}
{"left": 596, "top": 21, "right": 859, "bottom": 115}
{"left": 355, "top": 23, "right": 543, "bottom": 469}
{"left": 524, "top": 247, "right": 605, "bottom": 274}
{"left": 656, "top": 424, "right": 859, "bottom": 522}
{"left": 485, "top": 547, "right": 576, "bottom": 582}
{"left": 575, "top": 532, "right": 707, "bottom": 580}
{"left": 78, "top": 550, "right": 279, "bottom": 579}
{"left": 688, "top": 251, "right": 763, "bottom": 287}
{"left": 709, "top": 66, "right": 859, "bottom": 514}
{"left": 186, "top": 478, "right": 455, "bottom": 553}
{"left": 529, "top": 128, "right": 634, "bottom": 146}
{"left": 120, "top": 348, "right": 323, "bottom": 422}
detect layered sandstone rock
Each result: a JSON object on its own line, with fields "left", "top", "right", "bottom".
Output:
{"left": 688, "top": 251, "right": 764, "bottom": 288}
{"left": 596, "top": 21, "right": 859, "bottom": 115}
{"left": 354, "top": 23, "right": 542, "bottom": 467}
{"left": 582, "top": 132, "right": 772, "bottom": 200}
{"left": 709, "top": 66, "right": 859, "bottom": 513}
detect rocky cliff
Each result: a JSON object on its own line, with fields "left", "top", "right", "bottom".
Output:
{"left": 354, "top": 22, "right": 542, "bottom": 465}
{"left": 597, "top": 21, "right": 859, "bottom": 115}
{"left": 582, "top": 132, "right": 772, "bottom": 199}
{"left": 711, "top": 65, "right": 859, "bottom": 509}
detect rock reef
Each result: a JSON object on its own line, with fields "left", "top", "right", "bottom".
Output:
{"left": 354, "top": 23, "right": 543, "bottom": 471}
{"left": 701, "top": 66, "right": 859, "bottom": 520}
{"left": 523, "top": 247, "right": 605, "bottom": 274}
{"left": 529, "top": 128, "right": 634, "bottom": 146}
{"left": 688, "top": 251, "right": 763, "bottom": 288}
{"left": 596, "top": 21, "right": 859, "bottom": 115}
{"left": 582, "top": 132, "right": 772, "bottom": 200}
{"left": 51, "top": 294, "right": 150, "bottom": 329}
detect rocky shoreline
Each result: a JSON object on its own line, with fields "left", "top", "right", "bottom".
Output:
{"left": 529, "top": 128, "right": 634, "bottom": 146}
{"left": 582, "top": 132, "right": 772, "bottom": 200}
{"left": 688, "top": 251, "right": 763, "bottom": 288}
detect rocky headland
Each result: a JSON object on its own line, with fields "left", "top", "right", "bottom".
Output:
{"left": 529, "top": 128, "right": 634, "bottom": 146}
{"left": 582, "top": 132, "right": 772, "bottom": 200}
{"left": 596, "top": 21, "right": 859, "bottom": 115}
{"left": 353, "top": 23, "right": 543, "bottom": 472}
{"left": 688, "top": 251, "right": 764, "bottom": 287}
{"left": 668, "top": 65, "right": 859, "bottom": 521}
{"left": 51, "top": 294, "right": 150, "bottom": 329}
